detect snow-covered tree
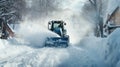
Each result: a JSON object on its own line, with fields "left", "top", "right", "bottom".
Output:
{"left": 82, "top": 0, "right": 108, "bottom": 37}
{"left": 0, "top": 0, "right": 26, "bottom": 24}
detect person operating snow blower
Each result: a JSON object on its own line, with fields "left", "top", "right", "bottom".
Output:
{"left": 53, "top": 23, "right": 63, "bottom": 36}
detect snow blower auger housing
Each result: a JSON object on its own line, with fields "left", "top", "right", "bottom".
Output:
{"left": 45, "top": 20, "right": 69, "bottom": 48}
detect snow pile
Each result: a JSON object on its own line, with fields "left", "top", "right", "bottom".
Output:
{"left": 78, "top": 36, "right": 108, "bottom": 60}
{"left": 105, "top": 28, "right": 120, "bottom": 67}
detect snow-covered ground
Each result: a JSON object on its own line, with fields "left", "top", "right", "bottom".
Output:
{"left": 0, "top": 21, "right": 120, "bottom": 67}
{"left": 0, "top": 21, "right": 109, "bottom": 67}
{"left": 0, "top": 37, "right": 108, "bottom": 67}
{"left": 0, "top": 19, "right": 108, "bottom": 67}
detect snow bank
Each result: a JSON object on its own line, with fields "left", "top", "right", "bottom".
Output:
{"left": 78, "top": 36, "right": 108, "bottom": 60}
{"left": 105, "top": 28, "right": 120, "bottom": 67}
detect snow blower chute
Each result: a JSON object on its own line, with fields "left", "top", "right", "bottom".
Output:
{"left": 45, "top": 20, "right": 69, "bottom": 47}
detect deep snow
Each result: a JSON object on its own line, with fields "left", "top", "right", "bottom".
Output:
{"left": 0, "top": 21, "right": 108, "bottom": 67}
{"left": 105, "top": 28, "right": 120, "bottom": 67}
{"left": 0, "top": 37, "right": 108, "bottom": 67}
{"left": 0, "top": 18, "right": 120, "bottom": 67}
{"left": 0, "top": 0, "right": 120, "bottom": 67}
{"left": 0, "top": 19, "right": 108, "bottom": 67}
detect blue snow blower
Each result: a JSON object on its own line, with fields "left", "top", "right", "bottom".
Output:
{"left": 45, "top": 20, "right": 69, "bottom": 48}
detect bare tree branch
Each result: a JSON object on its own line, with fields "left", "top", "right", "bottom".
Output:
{"left": 89, "top": 0, "right": 96, "bottom": 6}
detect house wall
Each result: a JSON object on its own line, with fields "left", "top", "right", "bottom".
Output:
{"left": 109, "top": 8, "right": 120, "bottom": 25}
{"left": 106, "top": 8, "right": 120, "bottom": 34}
{"left": 114, "top": 9, "right": 120, "bottom": 25}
